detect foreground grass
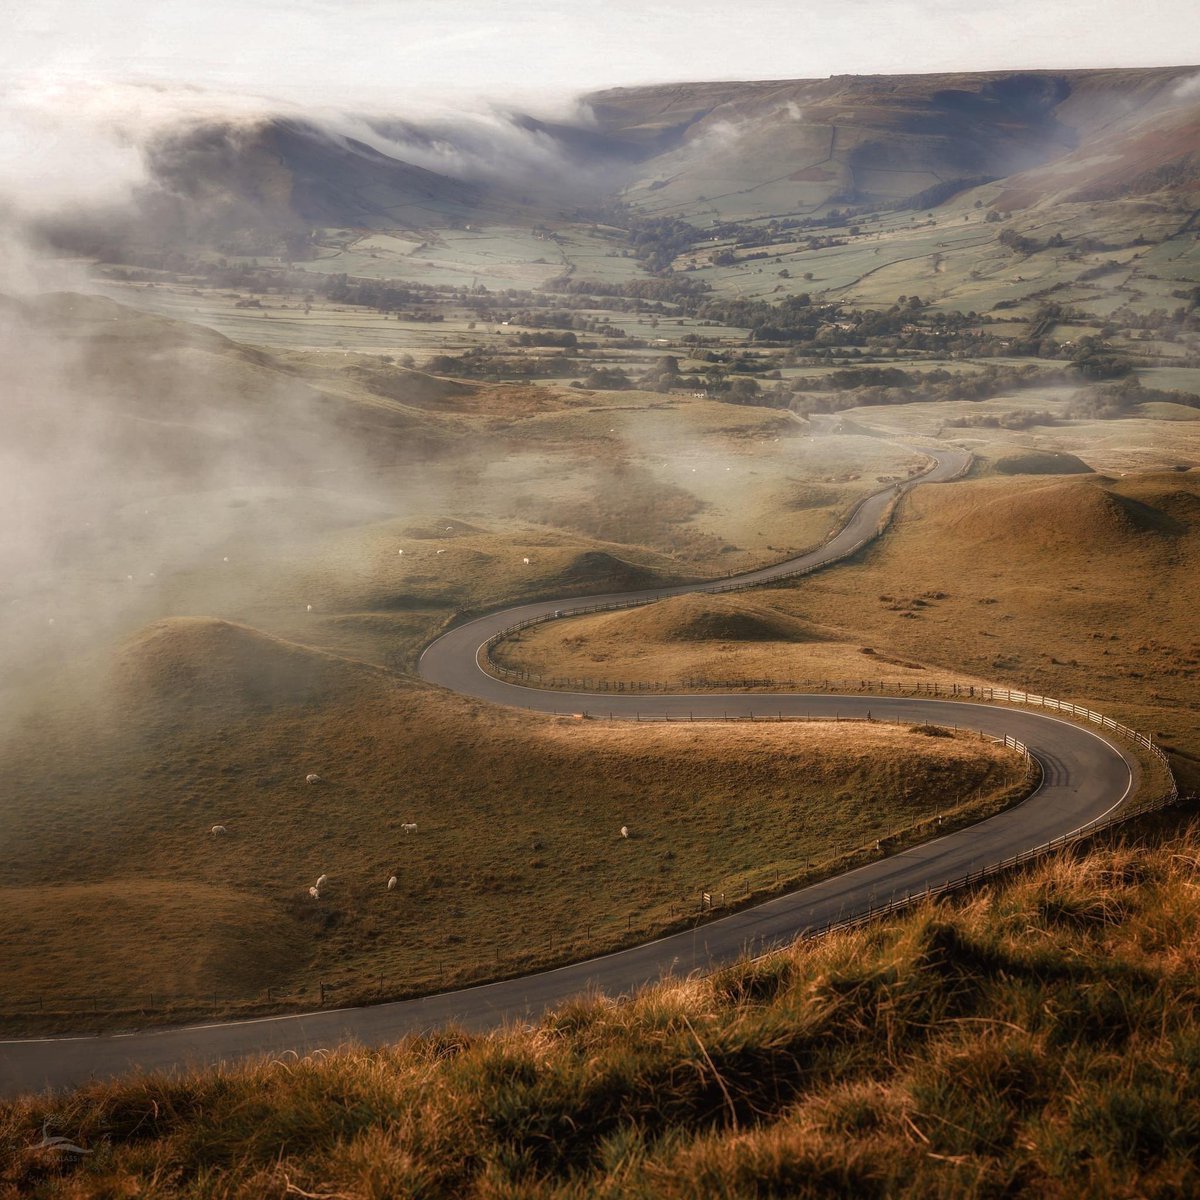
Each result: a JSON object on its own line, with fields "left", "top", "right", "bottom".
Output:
{"left": 4, "top": 809, "right": 1200, "bottom": 1198}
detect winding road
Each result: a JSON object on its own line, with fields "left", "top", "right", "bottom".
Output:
{"left": 0, "top": 446, "right": 1141, "bottom": 1098}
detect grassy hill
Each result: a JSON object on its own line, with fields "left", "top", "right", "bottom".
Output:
{"left": 488, "top": 467, "right": 1200, "bottom": 798}
{"left": 4, "top": 809, "right": 1198, "bottom": 1197}
{"left": 0, "top": 617, "right": 1025, "bottom": 1031}
{"left": 492, "top": 592, "right": 988, "bottom": 692}
{"left": 589, "top": 67, "right": 1200, "bottom": 221}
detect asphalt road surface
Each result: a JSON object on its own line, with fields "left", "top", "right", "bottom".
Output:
{"left": 0, "top": 447, "right": 1140, "bottom": 1098}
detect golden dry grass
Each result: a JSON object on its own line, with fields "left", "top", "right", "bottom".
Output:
{"left": 496, "top": 469, "right": 1199, "bottom": 790}
{"left": 781, "top": 469, "right": 1200, "bottom": 788}
{"left": 0, "top": 617, "right": 1024, "bottom": 1030}
{"left": 492, "top": 592, "right": 990, "bottom": 691}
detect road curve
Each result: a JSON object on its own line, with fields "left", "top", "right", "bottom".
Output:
{"left": 0, "top": 447, "right": 1141, "bottom": 1098}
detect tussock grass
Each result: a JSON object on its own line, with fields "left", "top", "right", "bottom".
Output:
{"left": 5, "top": 812, "right": 1200, "bottom": 1197}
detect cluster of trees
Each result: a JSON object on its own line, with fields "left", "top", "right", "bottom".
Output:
{"left": 512, "top": 331, "right": 580, "bottom": 348}
{"left": 946, "top": 408, "right": 1058, "bottom": 430}
{"left": 621, "top": 214, "right": 705, "bottom": 273}
{"left": 777, "top": 363, "right": 1070, "bottom": 416}
{"left": 1067, "top": 377, "right": 1200, "bottom": 419}
{"left": 424, "top": 347, "right": 579, "bottom": 381}
{"left": 688, "top": 294, "right": 996, "bottom": 355}
{"left": 540, "top": 274, "right": 710, "bottom": 305}
{"left": 998, "top": 227, "right": 1151, "bottom": 258}
{"left": 572, "top": 366, "right": 633, "bottom": 390}
{"left": 503, "top": 309, "right": 628, "bottom": 337}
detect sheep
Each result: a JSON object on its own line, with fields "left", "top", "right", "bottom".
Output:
{"left": 387, "top": 875, "right": 398, "bottom": 890}
{"left": 620, "top": 825, "right": 629, "bottom": 839}
{"left": 315, "top": 874, "right": 328, "bottom": 889}
{"left": 210, "top": 824, "right": 227, "bottom": 835}
{"left": 397, "top": 549, "right": 404, "bottom": 555}
{"left": 436, "top": 549, "right": 446, "bottom": 555}
{"left": 308, "top": 885, "right": 320, "bottom": 899}
{"left": 401, "top": 822, "right": 418, "bottom": 834}
{"left": 522, "top": 556, "right": 530, "bottom": 564}
{"left": 306, "top": 604, "right": 312, "bottom": 612}
{"left": 306, "top": 773, "right": 321, "bottom": 784}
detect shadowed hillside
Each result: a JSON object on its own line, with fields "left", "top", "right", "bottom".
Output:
{"left": 585, "top": 67, "right": 1200, "bottom": 218}
{"left": 946, "top": 476, "right": 1188, "bottom": 549}
{"left": 38, "top": 66, "right": 1200, "bottom": 259}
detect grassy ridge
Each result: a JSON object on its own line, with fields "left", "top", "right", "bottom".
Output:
{"left": 5, "top": 810, "right": 1199, "bottom": 1197}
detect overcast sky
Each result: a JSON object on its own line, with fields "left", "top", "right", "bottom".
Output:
{"left": 6, "top": 0, "right": 1200, "bottom": 105}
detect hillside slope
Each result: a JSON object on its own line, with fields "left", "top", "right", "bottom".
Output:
{"left": 43, "top": 66, "right": 1200, "bottom": 258}
{"left": 589, "top": 66, "right": 1200, "bottom": 219}
{"left": 3, "top": 812, "right": 1198, "bottom": 1197}
{"left": 0, "top": 616, "right": 1024, "bottom": 1023}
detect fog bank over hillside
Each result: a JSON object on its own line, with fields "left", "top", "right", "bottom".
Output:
{"left": 0, "top": 266, "right": 441, "bottom": 696}
{"left": 6, "top": 65, "right": 1200, "bottom": 263}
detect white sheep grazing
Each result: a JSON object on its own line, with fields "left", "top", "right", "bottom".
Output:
{"left": 315, "top": 874, "right": 328, "bottom": 889}
{"left": 522, "top": 556, "right": 530, "bottom": 564}
{"left": 306, "top": 773, "right": 321, "bottom": 785}
{"left": 210, "top": 824, "right": 227, "bottom": 835}
{"left": 387, "top": 875, "right": 398, "bottom": 891}
{"left": 620, "top": 825, "right": 629, "bottom": 839}
{"left": 308, "top": 885, "right": 320, "bottom": 899}
{"left": 436, "top": 549, "right": 446, "bottom": 555}
{"left": 401, "top": 822, "right": 417, "bottom": 834}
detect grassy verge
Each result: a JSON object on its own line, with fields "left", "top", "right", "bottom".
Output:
{"left": 5, "top": 807, "right": 1200, "bottom": 1198}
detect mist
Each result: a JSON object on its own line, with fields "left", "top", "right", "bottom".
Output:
{"left": 0, "top": 73, "right": 614, "bottom": 694}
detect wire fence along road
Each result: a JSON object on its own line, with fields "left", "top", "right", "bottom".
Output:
{"left": 0, "top": 444, "right": 1182, "bottom": 1098}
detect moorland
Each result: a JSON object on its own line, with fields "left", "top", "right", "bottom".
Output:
{"left": 2, "top": 61, "right": 1200, "bottom": 1194}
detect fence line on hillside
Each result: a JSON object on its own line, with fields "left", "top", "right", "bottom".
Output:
{"left": 7, "top": 448, "right": 1184, "bottom": 1026}
{"left": 0, "top": 731, "right": 1047, "bottom": 1024}
{"left": 486, "top": 653, "right": 1177, "bottom": 790}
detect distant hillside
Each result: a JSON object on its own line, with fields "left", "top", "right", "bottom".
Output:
{"left": 40, "top": 66, "right": 1200, "bottom": 259}
{"left": 140, "top": 118, "right": 487, "bottom": 251}
{"left": 588, "top": 66, "right": 1200, "bottom": 219}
